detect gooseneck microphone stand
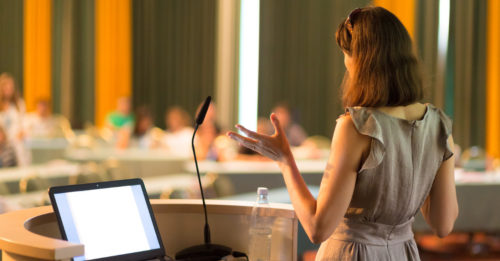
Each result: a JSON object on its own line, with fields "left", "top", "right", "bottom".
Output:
{"left": 175, "top": 96, "right": 232, "bottom": 260}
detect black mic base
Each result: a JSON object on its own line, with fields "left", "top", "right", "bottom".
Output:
{"left": 175, "top": 243, "right": 232, "bottom": 261}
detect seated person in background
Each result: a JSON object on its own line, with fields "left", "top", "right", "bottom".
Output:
{"left": 163, "top": 106, "right": 193, "bottom": 157}
{"left": 272, "top": 103, "right": 307, "bottom": 147}
{"left": 195, "top": 101, "right": 222, "bottom": 160}
{"left": 106, "top": 97, "right": 134, "bottom": 149}
{"left": 256, "top": 116, "right": 328, "bottom": 160}
{"left": 24, "top": 99, "right": 64, "bottom": 139}
{"left": 106, "top": 97, "right": 134, "bottom": 130}
{"left": 0, "top": 126, "right": 17, "bottom": 167}
{"left": 0, "top": 72, "right": 30, "bottom": 166}
{"left": 130, "top": 106, "right": 158, "bottom": 149}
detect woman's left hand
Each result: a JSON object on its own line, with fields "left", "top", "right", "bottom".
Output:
{"left": 227, "top": 113, "right": 292, "bottom": 163}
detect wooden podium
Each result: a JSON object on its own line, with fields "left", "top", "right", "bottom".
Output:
{"left": 0, "top": 199, "right": 298, "bottom": 261}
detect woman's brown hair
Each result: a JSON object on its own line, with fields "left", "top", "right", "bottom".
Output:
{"left": 0, "top": 72, "right": 21, "bottom": 110}
{"left": 336, "top": 7, "right": 423, "bottom": 107}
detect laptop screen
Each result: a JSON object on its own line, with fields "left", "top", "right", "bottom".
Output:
{"left": 50, "top": 179, "right": 164, "bottom": 261}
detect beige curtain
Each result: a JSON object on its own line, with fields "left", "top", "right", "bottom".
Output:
{"left": 415, "top": 0, "right": 440, "bottom": 106}
{"left": 132, "top": 0, "right": 217, "bottom": 128}
{"left": 416, "top": 0, "right": 486, "bottom": 149}
{"left": 52, "top": 0, "right": 95, "bottom": 128}
{"left": 258, "top": 0, "right": 371, "bottom": 138}
{"left": 451, "top": 0, "right": 486, "bottom": 149}
{"left": 0, "top": 0, "right": 24, "bottom": 92}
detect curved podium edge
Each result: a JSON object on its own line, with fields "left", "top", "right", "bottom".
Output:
{"left": 151, "top": 199, "right": 296, "bottom": 218}
{"left": 0, "top": 206, "right": 84, "bottom": 260}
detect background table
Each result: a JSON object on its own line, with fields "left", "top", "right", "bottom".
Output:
{"left": 25, "top": 138, "right": 69, "bottom": 164}
{"left": 65, "top": 148, "right": 190, "bottom": 177}
{"left": 185, "top": 160, "right": 327, "bottom": 193}
{"left": 0, "top": 162, "right": 81, "bottom": 194}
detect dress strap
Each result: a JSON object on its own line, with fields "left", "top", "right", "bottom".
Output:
{"left": 427, "top": 104, "right": 454, "bottom": 161}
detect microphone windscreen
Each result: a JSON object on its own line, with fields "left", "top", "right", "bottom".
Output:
{"left": 196, "top": 96, "right": 212, "bottom": 125}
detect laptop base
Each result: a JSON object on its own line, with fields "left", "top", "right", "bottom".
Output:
{"left": 175, "top": 243, "right": 232, "bottom": 261}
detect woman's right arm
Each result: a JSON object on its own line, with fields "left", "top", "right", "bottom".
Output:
{"left": 420, "top": 136, "right": 458, "bottom": 238}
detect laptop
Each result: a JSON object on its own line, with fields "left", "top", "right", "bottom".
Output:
{"left": 49, "top": 179, "right": 167, "bottom": 261}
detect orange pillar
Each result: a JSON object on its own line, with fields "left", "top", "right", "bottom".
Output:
{"left": 373, "top": 0, "right": 416, "bottom": 39}
{"left": 487, "top": 0, "right": 500, "bottom": 158}
{"left": 95, "top": 0, "right": 132, "bottom": 127}
{"left": 24, "top": 0, "right": 52, "bottom": 112}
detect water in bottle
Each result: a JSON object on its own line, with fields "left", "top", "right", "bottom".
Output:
{"left": 248, "top": 187, "right": 273, "bottom": 261}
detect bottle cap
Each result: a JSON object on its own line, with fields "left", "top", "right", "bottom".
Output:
{"left": 257, "top": 187, "right": 268, "bottom": 196}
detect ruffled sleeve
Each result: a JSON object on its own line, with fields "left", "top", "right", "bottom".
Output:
{"left": 436, "top": 108, "right": 454, "bottom": 161}
{"left": 345, "top": 107, "right": 386, "bottom": 172}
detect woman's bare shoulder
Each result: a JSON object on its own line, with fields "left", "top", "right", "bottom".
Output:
{"left": 377, "top": 102, "right": 427, "bottom": 121}
{"left": 334, "top": 114, "right": 371, "bottom": 148}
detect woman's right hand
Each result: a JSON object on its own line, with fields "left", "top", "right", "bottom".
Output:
{"left": 226, "top": 113, "right": 293, "bottom": 163}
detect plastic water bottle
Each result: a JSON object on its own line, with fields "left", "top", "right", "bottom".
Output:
{"left": 248, "top": 187, "right": 273, "bottom": 261}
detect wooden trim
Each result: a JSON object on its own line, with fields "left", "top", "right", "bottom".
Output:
{"left": 23, "top": 0, "right": 52, "bottom": 112}
{"left": 487, "top": 0, "right": 500, "bottom": 158}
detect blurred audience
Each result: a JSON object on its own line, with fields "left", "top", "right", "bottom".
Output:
{"left": 195, "top": 101, "right": 221, "bottom": 160}
{"left": 131, "top": 106, "right": 155, "bottom": 148}
{"left": 106, "top": 97, "right": 134, "bottom": 149}
{"left": 0, "top": 73, "right": 30, "bottom": 165}
{"left": 272, "top": 103, "right": 307, "bottom": 147}
{"left": 106, "top": 97, "right": 134, "bottom": 130}
{"left": 24, "top": 99, "right": 65, "bottom": 139}
{"left": 130, "top": 106, "right": 164, "bottom": 149}
{"left": 163, "top": 106, "right": 193, "bottom": 157}
{"left": 0, "top": 126, "right": 17, "bottom": 167}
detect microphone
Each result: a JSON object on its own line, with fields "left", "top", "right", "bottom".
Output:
{"left": 196, "top": 96, "right": 211, "bottom": 125}
{"left": 175, "top": 96, "right": 232, "bottom": 260}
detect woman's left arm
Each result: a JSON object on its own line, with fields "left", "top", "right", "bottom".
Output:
{"left": 228, "top": 113, "right": 370, "bottom": 243}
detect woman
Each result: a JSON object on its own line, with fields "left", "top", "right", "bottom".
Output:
{"left": 0, "top": 73, "right": 30, "bottom": 166}
{"left": 228, "top": 7, "right": 458, "bottom": 261}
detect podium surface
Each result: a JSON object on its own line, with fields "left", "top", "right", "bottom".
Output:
{"left": 0, "top": 199, "right": 297, "bottom": 260}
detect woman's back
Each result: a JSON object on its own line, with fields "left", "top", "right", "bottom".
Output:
{"left": 316, "top": 103, "right": 453, "bottom": 260}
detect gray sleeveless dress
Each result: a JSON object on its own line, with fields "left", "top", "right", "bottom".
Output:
{"left": 315, "top": 104, "right": 453, "bottom": 261}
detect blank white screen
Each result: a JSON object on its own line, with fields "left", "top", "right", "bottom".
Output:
{"left": 57, "top": 185, "right": 159, "bottom": 260}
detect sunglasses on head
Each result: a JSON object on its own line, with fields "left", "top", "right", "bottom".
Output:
{"left": 345, "top": 8, "right": 362, "bottom": 34}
